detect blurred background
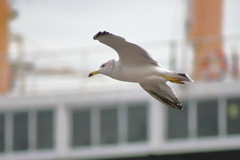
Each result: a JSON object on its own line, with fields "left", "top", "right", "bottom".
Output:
{"left": 1, "top": 0, "right": 240, "bottom": 159}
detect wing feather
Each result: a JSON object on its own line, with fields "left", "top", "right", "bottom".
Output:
{"left": 93, "top": 31, "right": 159, "bottom": 66}
{"left": 139, "top": 82, "right": 182, "bottom": 110}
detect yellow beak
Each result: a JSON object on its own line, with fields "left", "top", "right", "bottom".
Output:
{"left": 88, "top": 70, "right": 99, "bottom": 77}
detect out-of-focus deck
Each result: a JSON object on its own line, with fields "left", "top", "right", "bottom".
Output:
{"left": 6, "top": 34, "right": 240, "bottom": 96}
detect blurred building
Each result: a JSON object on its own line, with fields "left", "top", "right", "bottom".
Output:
{"left": 1, "top": 73, "right": 240, "bottom": 160}
{"left": 1, "top": 0, "right": 240, "bottom": 160}
{"left": 1, "top": 37, "right": 240, "bottom": 160}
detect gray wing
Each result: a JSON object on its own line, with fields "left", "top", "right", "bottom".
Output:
{"left": 93, "top": 31, "right": 159, "bottom": 66}
{"left": 139, "top": 83, "right": 182, "bottom": 110}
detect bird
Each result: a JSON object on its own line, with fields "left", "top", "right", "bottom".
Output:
{"left": 88, "top": 31, "right": 193, "bottom": 110}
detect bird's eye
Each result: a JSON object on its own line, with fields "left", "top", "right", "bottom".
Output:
{"left": 101, "top": 64, "right": 105, "bottom": 68}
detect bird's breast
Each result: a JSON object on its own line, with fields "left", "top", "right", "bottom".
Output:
{"left": 110, "top": 65, "right": 166, "bottom": 83}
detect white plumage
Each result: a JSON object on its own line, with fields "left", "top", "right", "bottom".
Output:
{"left": 89, "top": 31, "right": 193, "bottom": 110}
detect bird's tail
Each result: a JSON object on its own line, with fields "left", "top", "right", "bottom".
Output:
{"left": 176, "top": 73, "right": 194, "bottom": 82}
{"left": 161, "top": 72, "right": 194, "bottom": 84}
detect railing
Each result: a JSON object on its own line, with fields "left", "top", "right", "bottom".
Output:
{"left": 6, "top": 34, "right": 240, "bottom": 95}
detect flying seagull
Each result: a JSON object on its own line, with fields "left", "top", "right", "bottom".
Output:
{"left": 88, "top": 31, "right": 193, "bottom": 110}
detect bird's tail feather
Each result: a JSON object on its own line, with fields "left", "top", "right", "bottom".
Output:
{"left": 160, "top": 72, "right": 194, "bottom": 84}
{"left": 176, "top": 73, "right": 194, "bottom": 82}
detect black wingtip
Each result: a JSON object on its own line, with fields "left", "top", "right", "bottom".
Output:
{"left": 93, "top": 31, "right": 112, "bottom": 40}
{"left": 175, "top": 103, "right": 183, "bottom": 110}
{"left": 93, "top": 31, "right": 101, "bottom": 40}
{"left": 178, "top": 106, "right": 183, "bottom": 110}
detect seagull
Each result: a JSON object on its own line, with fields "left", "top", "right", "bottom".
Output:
{"left": 88, "top": 31, "right": 193, "bottom": 110}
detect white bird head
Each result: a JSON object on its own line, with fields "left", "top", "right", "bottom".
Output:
{"left": 88, "top": 59, "right": 115, "bottom": 77}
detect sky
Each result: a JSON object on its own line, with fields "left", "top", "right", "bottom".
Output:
{"left": 224, "top": 0, "right": 240, "bottom": 35}
{"left": 8, "top": 0, "right": 240, "bottom": 50}
{"left": 9, "top": 0, "right": 188, "bottom": 50}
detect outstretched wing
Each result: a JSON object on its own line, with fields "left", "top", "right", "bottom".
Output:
{"left": 93, "top": 31, "right": 159, "bottom": 66}
{"left": 139, "top": 82, "right": 182, "bottom": 110}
